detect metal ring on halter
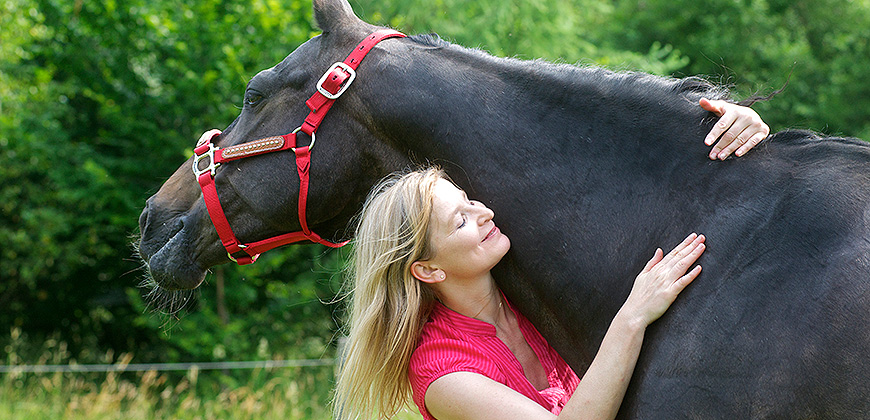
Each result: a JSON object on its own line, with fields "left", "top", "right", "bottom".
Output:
{"left": 291, "top": 127, "right": 316, "bottom": 151}
{"left": 226, "top": 244, "right": 248, "bottom": 263}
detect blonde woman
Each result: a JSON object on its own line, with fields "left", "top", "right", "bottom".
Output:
{"left": 335, "top": 102, "right": 767, "bottom": 419}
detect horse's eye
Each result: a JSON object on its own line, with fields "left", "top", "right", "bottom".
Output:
{"left": 244, "top": 91, "right": 263, "bottom": 107}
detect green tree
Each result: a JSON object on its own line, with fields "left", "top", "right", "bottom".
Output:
{"left": 606, "top": 0, "right": 870, "bottom": 139}
{"left": 2, "top": 0, "right": 867, "bottom": 371}
{"left": 0, "top": 0, "right": 342, "bottom": 363}
{"left": 352, "top": 0, "right": 689, "bottom": 75}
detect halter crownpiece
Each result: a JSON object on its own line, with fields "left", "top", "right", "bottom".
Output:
{"left": 193, "top": 29, "right": 407, "bottom": 264}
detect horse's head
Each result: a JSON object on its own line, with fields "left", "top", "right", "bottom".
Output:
{"left": 137, "top": 0, "right": 410, "bottom": 290}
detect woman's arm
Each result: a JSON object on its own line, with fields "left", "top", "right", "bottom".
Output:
{"left": 425, "top": 233, "right": 707, "bottom": 420}
{"left": 700, "top": 98, "right": 770, "bottom": 160}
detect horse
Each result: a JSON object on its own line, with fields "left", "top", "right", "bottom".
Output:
{"left": 136, "top": 0, "right": 870, "bottom": 417}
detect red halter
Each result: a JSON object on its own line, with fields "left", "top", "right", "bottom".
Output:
{"left": 193, "top": 29, "right": 407, "bottom": 265}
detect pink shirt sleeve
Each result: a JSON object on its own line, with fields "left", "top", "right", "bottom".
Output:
{"left": 409, "top": 336, "right": 504, "bottom": 420}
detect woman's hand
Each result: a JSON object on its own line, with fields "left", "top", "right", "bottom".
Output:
{"left": 620, "top": 233, "right": 706, "bottom": 327}
{"left": 700, "top": 98, "right": 770, "bottom": 160}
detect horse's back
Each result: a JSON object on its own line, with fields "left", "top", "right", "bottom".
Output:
{"left": 623, "top": 131, "right": 870, "bottom": 418}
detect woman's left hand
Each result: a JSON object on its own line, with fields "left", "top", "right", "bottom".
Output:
{"left": 700, "top": 98, "right": 770, "bottom": 160}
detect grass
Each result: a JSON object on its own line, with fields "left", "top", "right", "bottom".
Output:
{"left": 0, "top": 364, "right": 423, "bottom": 419}
{"left": 1, "top": 329, "right": 423, "bottom": 419}
{"left": 2, "top": 364, "right": 328, "bottom": 419}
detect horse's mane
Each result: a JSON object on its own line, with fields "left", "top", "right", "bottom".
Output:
{"left": 407, "top": 31, "right": 734, "bottom": 109}
{"left": 407, "top": 33, "right": 451, "bottom": 48}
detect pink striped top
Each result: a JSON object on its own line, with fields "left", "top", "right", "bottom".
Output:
{"left": 408, "top": 299, "right": 580, "bottom": 419}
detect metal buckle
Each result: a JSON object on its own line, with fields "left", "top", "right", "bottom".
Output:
{"left": 291, "top": 127, "right": 316, "bottom": 151}
{"left": 316, "top": 62, "right": 356, "bottom": 100}
{"left": 192, "top": 142, "right": 221, "bottom": 177}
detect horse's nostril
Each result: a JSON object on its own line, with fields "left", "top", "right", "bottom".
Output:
{"left": 138, "top": 204, "right": 151, "bottom": 233}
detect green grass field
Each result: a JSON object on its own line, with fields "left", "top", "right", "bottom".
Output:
{"left": 1, "top": 365, "right": 422, "bottom": 419}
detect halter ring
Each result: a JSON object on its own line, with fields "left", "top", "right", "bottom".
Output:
{"left": 291, "top": 127, "right": 316, "bottom": 151}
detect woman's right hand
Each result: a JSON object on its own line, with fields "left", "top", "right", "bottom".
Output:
{"left": 620, "top": 233, "right": 706, "bottom": 327}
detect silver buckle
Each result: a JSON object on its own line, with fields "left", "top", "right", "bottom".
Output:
{"left": 316, "top": 62, "right": 356, "bottom": 100}
{"left": 192, "top": 142, "right": 221, "bottom": 177}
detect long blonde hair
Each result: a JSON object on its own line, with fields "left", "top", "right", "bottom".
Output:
{"left": 334, "top": 167, "right": 445, "bottom": 419}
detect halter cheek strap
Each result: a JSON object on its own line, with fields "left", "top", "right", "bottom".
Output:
{"left": 193, "top": 29, "right": 407, "bottom": 265}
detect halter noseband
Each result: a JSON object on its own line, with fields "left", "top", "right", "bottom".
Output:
{"left": 193, "top": 29, "right": 407, "bottom": 265}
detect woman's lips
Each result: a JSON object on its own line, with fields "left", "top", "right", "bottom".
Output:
{"left": 483, "top": 226, "right": 499, "bottom": 242}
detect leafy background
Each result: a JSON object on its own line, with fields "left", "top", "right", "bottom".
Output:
{"left": 2, "top": 0, "right": 868, "bottom": 417}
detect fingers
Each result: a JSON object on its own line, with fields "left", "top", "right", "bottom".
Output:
{"left": 652, "top": 233, "right": 705, "bottom": 289}
{"left": 660, "top": 233, "right": 704, "bottom": 266}
{"left": 699, "top": 97, "right": 725, "bottom": 116}
{"left": 701, "top": 99, "right": 769, "bottom": 160}
{"left": 672, "top": 239, "right": 705, "bottom": 276}
{"left": 642, "top": 248, "right": 664, "bottom": 273}
{"left": 626, "top": 234, "right": 706, "bottom": 326}
{"left": 735, "top": 129, "right": 768, "bottom": 157}
{"left": 702, "top": 99, "right": 734, "bottom": 148}
{"left": 673, "top": 265, "right": 703, "bottom": 291}
{"left": 711, "top": 124, "right": 750, "bottom": 160}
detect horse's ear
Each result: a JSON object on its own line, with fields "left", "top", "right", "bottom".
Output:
{"left": 313, "top": 0, "right": 361, "bottom": 33}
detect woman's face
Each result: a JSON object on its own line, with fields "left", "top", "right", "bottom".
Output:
{"left": 423, "top": 178, "right": 511, "bottom": 280}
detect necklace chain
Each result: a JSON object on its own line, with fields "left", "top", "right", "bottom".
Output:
{"left": 471, "top": 293, "right": 504, "bottom": 327}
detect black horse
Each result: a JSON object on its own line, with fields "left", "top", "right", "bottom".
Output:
{"left": 137, "top": 0, "right": 870, "bottom": 417}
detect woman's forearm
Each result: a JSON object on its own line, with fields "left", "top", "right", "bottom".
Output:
{"left": 557, "top": 309, "right": 646, "bottom": 420}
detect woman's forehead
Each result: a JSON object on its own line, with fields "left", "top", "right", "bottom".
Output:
{"left": 430, "top": 179, "right": 465, "bottom": 224}
{"left": 432, "top": 179, "right": 465, "bottom": 206}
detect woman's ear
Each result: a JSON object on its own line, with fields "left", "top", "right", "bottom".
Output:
{"left": 411, "top": 261, "right": 444, "bottom": 284}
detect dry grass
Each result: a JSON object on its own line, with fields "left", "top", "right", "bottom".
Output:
{"left": 1, "top": 363, "right": 425, "bottom": 420}
{"left": 1, "top": 363, "right": 334, "bottom": 419}
{"left": 1, "top": 327, "right": 424, "bottom": 420}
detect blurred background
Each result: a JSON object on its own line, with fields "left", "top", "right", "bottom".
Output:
{"left": 2, "top": 0, "right": 868, "bottom": 418}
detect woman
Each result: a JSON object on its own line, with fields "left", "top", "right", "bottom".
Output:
{"left": 334, "top": 100, "right": 767, "bottom": 420}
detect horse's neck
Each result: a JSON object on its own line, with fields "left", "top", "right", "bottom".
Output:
{"left": 368, "top": 46, "right": 708, "bottom": 172}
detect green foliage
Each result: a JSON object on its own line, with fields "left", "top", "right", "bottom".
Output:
{"left": 351, "top": 0, "right": 690, "bottom": 75}
{"left": 128, "top": 248, "right": 348, "bottom": 363}
{"left": 0, "top": 0, "right": 335, "bottom": 362}
{"left": 605, "top": 0, "right": 870, "bottom": 139}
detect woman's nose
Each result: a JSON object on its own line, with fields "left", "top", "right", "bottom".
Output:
{"left": 476, "top": 204, "right": 495, "bottom": 224}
